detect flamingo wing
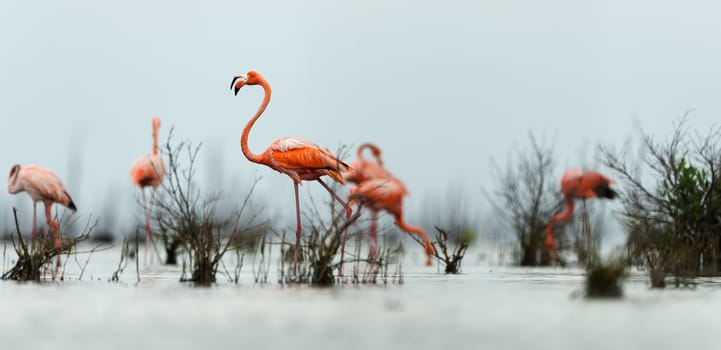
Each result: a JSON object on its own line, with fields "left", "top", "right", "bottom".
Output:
{"left": 22, "top": 166, "right": 76, "bottom": 209}
{"left": 268, "top": 137, "right": 349, "bottom": 183}
{"left": 131, "top": 154, "right": 165, "bottom": 187}
{"left": 350, "top": 178, "right": 406, "bottom": 205}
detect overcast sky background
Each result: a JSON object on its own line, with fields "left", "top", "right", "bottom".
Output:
{"left": 2, "top": 1, "right": 721, "bottom": 244}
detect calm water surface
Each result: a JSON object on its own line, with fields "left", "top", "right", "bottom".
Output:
{"left": 0, "top": 245, "right": 719, "bottom": 350}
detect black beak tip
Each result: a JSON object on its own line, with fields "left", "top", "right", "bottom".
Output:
{"left": 230, "top": 76, "right": 239, "bottom": 91}
{"left": 234, "top": 87, "right": 240, "bottom": 96}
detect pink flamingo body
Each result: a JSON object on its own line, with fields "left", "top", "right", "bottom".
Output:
{"left": 8, "top": 164, "right": 77, "bottom": 253}
{"left": 545, "top": 169, "right": 617, "bottom": 261}
{"left": 345, "top": 143, "right": 397, "bottom": 259}
{"left": 349, "top": 177, "right": 435, "bottom": 266}
{"left": 231, "top": 71, "right": 352, "bottom": 275}
{"left": 130, "top": 154, "right": 165, "bottom": 188}
{"left": 130, "top": 117, "right": 165, "bottom": 262}
{"left": 259, "top": 137, "right": 349, "bottom": 184}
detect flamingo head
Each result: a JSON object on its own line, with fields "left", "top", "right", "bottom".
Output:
{"left": 7, "top": 164, "right": 21, "bottom": 194}
{"left": 370, "top": 147, "right": 383, "bottom": 166}
{"left": 152, "top": 117, "right": 161, "bottom": 131}
{"left": 230, "top": 71, "right": 262, "bottom": 96}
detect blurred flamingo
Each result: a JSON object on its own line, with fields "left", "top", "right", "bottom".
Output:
{"left": 349, "top": 177, "right": 436, "bottom": 266}
{"left": 544, "top": 169, "right": 617, "bottom": 261}
{"left": 130, "top": 117, "right": 165, "bottom": 263}
{"left": 341, "top": 143, "right": 393, "bottom": 268}
{"left": 8, "top": 164, "right": 77, "bottom": 265}
{"left": 231, "top": 71, "right": 352, "bottom": 275}
{"left": 345, "top": 143, "right": 391, "bottom": 184}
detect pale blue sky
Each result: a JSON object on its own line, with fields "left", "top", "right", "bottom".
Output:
{"left": 2, "top": 0, "right": 721, "bottom": 238}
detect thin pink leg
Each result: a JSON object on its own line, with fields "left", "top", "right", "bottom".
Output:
{"left": 317, "top": 179, "right": 352, "bottom": 277}
{"left": 369, "top": 210, "right": 378, "bottom": 259}
{"left": 44, "top": 202, "right": 61, "bottom": 267}
{"left": 293, "top": 182, "right": 301, "bottom": 275}
{"left": 582, "top": 199, "right": 591, "bottom": 262}
{"left": 31, "top": 202, "right": 37, "bottom": 252}
{"left": 582, "top": 199, "right": 590, "bottom": 241}
{"left": 142, "top": 189, "right": 149, "bottom": 265}
{"left": 146, "top": 189, "right": 162, "bottom": 263}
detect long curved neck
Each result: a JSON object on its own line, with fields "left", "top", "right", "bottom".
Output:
{"left": 395, "top": 216, "right": 429, "bottom": 241}
{"left": 395, "top": 215, "right": 433, "bottom": 253}
{"left": 241, "top": 78, "right": 271, "bottom": 164}
{"left": 396, "top": 217, "right": 423, "bottom": 235}
{"left": 358, "top": 143, "right": 382, "bottom": 164}
{"left": 546, "top": 199, "right": 575, "bottom": 233}
{"left": 152, "top": 124, "right": 159, "bottom": 155}
{"left": 357, "top": 144, "right": 371, "bottom": 162}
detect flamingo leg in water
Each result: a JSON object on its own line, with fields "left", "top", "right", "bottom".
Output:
{"left": 581, "top": 200, "right": 588, "bottom": 238}
{"left": 369, "top": 210, "right": 378, "bottom": 259}
{"left": 293, "top": 182, "right": 301, "bottom": 276}
{"left": 44, "top": 202, "right": 61, "bottom": 267}
{"left": 545, "top": 230, "right": 558, "bottom": 263}
{"left": 141, "top": 189, "right": 163, "bottom": 265}
{"left": 582, "top": 199, "right": 593, "bottom": 265}
{"left": 31, "top": 202, "right": 37, "bottom": 252}
{"left": 147, "top": 189, "right": 162, "bottom": 263}
{"left": 141, "top": 189, "right": 148, "bottom": 265}
{"left": 317, "top": 178, "right": 352, "bottom": 277}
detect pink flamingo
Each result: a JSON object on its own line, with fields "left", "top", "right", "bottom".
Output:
{"left": 130, "top": 117, "right": 165, "bottom": 262}
{"left": 8, "top": 164, "right": 77, "bottom": 257}
{"left": 344, "top": 143, "right": 393, "bottom": 260}
{"left": 545, "top": 169, "right": 617, "bottom": 261}
{"left": 231, "top": 71, "right": 352, "bottom": 275}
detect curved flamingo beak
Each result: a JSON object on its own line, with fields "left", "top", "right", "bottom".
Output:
{"left": 230, "top": 75, "right": 247, "bottom": 96}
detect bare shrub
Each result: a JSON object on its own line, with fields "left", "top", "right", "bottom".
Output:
{"left": 154, "top": 131, "right": 264, "bottom": 285}
{"left": 251, "top": 234, "right": 272, "bottom": 284}
{"left": 157, "top": 221, "right": 182, "bottom": 265}
{"left": 490, "top": 132, "right": 562, "bottom": 266}
{"left": 417, "top": 183, "right": 478, "bottom": 273}
{"left": 433, "top": 226, "right": 473, "bottom": 273}
{"left": 600, "top": 114, "right": 721, "bottom": 287}
{"left": 305, "top": 197, "right": 361, "bottom": 285}
{"left": 276, "top": 184, "right": 361, "bottom": 286}
{"left": 110, "top": 237, "right": 131, "bottom": 282}
{"left": 3, "top": 208, "right": 92, "bottom": 281}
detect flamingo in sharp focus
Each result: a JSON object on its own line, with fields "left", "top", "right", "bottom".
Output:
{"left": 231, "top": 71, "right": 352, "bottom": 275}
{"left": 349, "top": 177, "right": 435, "bottom": 266}
{"left": 8, "top": 164, "right": 77, "bottom": 262}
{"left": 544, "top": 169, "right": 617, "bottom": 261}
{"left": 130, "top": 117, "right": 165, "bottom": 263}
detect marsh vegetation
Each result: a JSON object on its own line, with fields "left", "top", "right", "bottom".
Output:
{"left": 602, "top": 115, "right": 721, "bottom": 287}
{"left": 153, "top": 133, "right": 265, "bottom": 285}
{"left": 6, "top": 118, "right": 721, "bottom": 296}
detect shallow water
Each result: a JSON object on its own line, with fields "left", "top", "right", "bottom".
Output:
{"left": 1, "top": 245, "right": 719, "bottom": 350}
